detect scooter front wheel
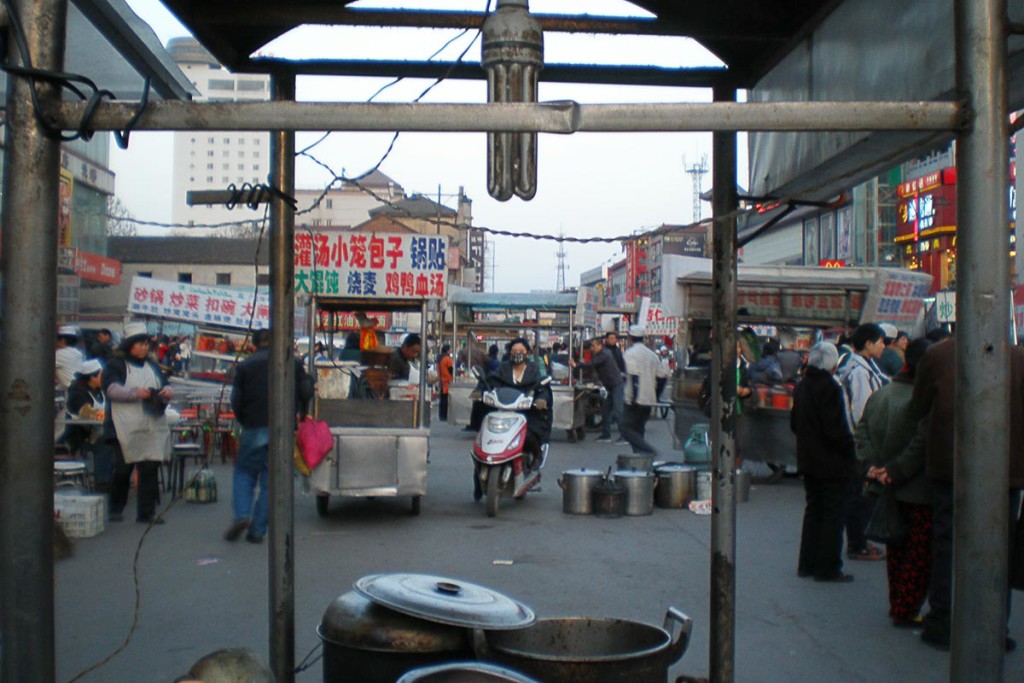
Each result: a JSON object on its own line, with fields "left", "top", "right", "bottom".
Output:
{"left": 485, "top": 467, "right": 501, "bottom": 517}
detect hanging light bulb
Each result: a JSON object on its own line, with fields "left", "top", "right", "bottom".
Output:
{"left": 482, "top": 0, "right": 543, "bottom": 201}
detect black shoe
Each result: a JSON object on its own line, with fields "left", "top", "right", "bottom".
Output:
{"left": 814, "top": 572, "right": 854, "bottom": 583}
{"left": 920, "top": 627, "right": 950, "bottom": 651}
{"left": 224, "top": 518, "right": 250, "bottom": 542}
{"left": 245, "top": 532, "right": 264, "bottom": 544}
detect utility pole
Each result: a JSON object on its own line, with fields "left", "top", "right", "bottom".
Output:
{"left": 685, "top": 153, "right": 710, "bottom": 223}
{"left": 555, "top": 226, "right": 568, "bottom": 291}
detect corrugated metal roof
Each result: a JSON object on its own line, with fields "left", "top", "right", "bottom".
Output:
{"left": 449, "top": 289, "right": 576, "bottom": 311}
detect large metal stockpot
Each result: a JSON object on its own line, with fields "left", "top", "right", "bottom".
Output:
{"left": 654, "top": 465, "right": 696, "bottom": 509}
{"left": 558, "top": 468, "right": 603, "bottom": 515}
{"left": 478, "top": 607, "right": 693, "bottom": 683}
{"left": 614, "top": 469, "right": 656, "bottom": 516}
{"left": 319, "top": 574, "right": 535, "bottom": 683}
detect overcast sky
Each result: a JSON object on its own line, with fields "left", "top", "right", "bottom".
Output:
{"left": 111, "top": 0, "right": 748, "bottom": 292}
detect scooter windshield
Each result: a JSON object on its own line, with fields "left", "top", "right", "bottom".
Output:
{"left": 493, "top": 386, "right": 529, "bottom": 409}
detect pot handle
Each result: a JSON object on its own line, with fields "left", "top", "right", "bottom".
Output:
{"left": 663, "top": 607, "right": 693, "bottom": 665}
{"left": 558, "top": 477, "right": 566, "bottom": 490}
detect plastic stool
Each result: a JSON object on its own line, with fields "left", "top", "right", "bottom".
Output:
{"left": 54, "top": 460, "right": 90, "bottom": 491}
{"left": 168, "top": 443, "right": 203, "bottom": 497}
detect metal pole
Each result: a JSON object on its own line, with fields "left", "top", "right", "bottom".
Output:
{"left": 51, "top": 100, "right": 962, "bottom": 134}
{"left": 709, "top": 84, "right": 738, "bottom": 683}
{"left": 268, "top": 71, "right": 297, "bottom": 683}
{"left": 952, "top": 0, "right": 1009, "bottom": 680}
{"left": 0, "top": 1, "right": 67, "bottom": 681}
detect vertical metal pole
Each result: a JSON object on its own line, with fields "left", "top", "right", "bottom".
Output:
{"left": 268, "top": 70, "right": 297, "bottom": 683}
{"left": 0, "top": 2, "right": 66, "bottom": 681}
{"left": 709, "top": 83, "right": 738, "bottom": 683}
{"left": 952, "top": 0, "right": 1009, "bottom": 680}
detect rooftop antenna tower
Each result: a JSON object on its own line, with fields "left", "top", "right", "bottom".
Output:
{"left": 685, "top": 153, "right": 709, "bottom": 222}
{"left": 555, "top": 226, "right": 568, "bottom": 291}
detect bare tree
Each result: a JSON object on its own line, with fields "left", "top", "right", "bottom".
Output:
{"left": 106, "top": 197, "right": 137, "bottom": 236}
{"left": 223, "top": 221, "right": 264, "bottom": 239}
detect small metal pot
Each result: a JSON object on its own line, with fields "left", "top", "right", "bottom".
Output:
{"left": 654, "top": 465, "right": 696, "bottom": 509}
{"left": 616, "top": 453, "right": 654, "bottom": 473}
{"left": 614, "top": 469, "right": 656, "bottom": 516}
{"left": 558, "top": 468, "right": 603, "bottom": 515}
{"left": 397, "top": 661, "right": 540, "bottom": 682}
{"left": 592, "top": 476, "right": 625, "bottom": 518}
{"left": 478, "top": 608, "right": 693, "bottom": 683}
{"left": 318, "top": 590, "right": 473, "bottom": 683}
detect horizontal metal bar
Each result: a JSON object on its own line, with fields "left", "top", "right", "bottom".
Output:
{"left": 242, "top": 58, "right": 729, "bottom": 88}
{"left": 47, "top": 100, "right": 961, "bottom": 134}
{"left": 187, "top": 189, "right": 273, "bottom": 206}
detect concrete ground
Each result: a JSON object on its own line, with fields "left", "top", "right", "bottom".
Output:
{"left": 54, "top": 407, "right": 1024, "bottom": 682}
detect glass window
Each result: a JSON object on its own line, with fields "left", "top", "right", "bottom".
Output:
{"left": 207, "top": 137, "right": 214, "bottom": 144}
{"left": 216, "top": 273, "right": 231, "bottom": 285}
{"left": 326, "top": 199, "right": 333, "bottom": 209}
{"left": 209, "top": 79, "right": 235, "bottom": 91}
{"left": 237, "top": 80, "right": 265, "bottom": 92}
{"left": 256, "top": 273, "right": 270, "bottom": 286}
{"left": 206, "top": 176, "right": 213, "bottom": 182}
{"left": 178, "top": 272, "right": 192, "bottom": 283}
{"left": 137, "top": 271, "right": 152, "bottom": 278}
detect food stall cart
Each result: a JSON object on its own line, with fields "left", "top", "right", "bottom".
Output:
{"left": 296, "top": 232, "right": 447, "bottom": 516}
{"left": 447, "top": 290, "right": 596, "bottom": 442}
{"left": 671, "top": 265, "right": 933, "bottom": 469}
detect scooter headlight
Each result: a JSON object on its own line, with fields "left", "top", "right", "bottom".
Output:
{"left": 487, "top": 415, "right": 517, "bottom": 433}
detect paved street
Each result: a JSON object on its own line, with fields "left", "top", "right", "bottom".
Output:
{"left": 54, "top": 407, "right": 1024, "bottom": 682}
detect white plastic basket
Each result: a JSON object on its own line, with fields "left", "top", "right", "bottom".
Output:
{"left": 54, "top": 493, "right": 106, "bottom": 538}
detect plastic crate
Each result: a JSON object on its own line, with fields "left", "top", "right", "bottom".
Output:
{"left": 54, "top": 493, "right": 106, "bottom": 538}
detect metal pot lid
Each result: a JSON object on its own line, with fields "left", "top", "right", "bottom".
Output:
{"left": 354, "top": 573, "right": 535, "bottom": 630}
{"left": 561, "top": 468, "right": 602, "bottom": 477}
{"left": 657, "top": 464, "right": 696, "bottom": 474}
{"left": 319, "top": 590, "right": 469, "bottom": 652}
{"left": 614, "top": 469, "right": 654, "bottom": 478}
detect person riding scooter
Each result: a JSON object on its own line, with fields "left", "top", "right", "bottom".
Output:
{"left": 472, "top": 338, "right": 552, "bottom": 498}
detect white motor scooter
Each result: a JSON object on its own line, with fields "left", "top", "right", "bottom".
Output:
{"left": 471, "top": 370, "right": 550, "bottom": 517}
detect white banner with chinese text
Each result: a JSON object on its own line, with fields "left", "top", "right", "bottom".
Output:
{"left": 128, "top": 277, "right": 269, "bottom": 330}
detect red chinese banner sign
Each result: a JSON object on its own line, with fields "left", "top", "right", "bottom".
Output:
{"left": 128, "top": 277, "right": 269, "bottom": 330}
{"left": 315, "top": 310, "right": 392, "bottom": 332}
{"left": 294, "top": 232, "right": 448, "bottom": 300}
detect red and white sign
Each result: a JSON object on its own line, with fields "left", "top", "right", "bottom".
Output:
{"left": 73, "top": 249, "right": 121, "bottom": 285}
{"left": 644, "top": 302, "right": 678, "bottom": 337}
{"left": 315, "top": 310, "right": 392, "bottom": 332}
{"left": 128, "top": 277, "right": 269, "bottom": 330}
{"left": 294, "top": 232, "right": 449, "bottom": 300}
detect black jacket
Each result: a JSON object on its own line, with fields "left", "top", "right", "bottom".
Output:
{"left": 608, "top": 344, "right": 626, "bottom": 374}
{"left": 231, "top": 348, "right": 314, "bottom": 429}
{"left": 480, "top": 360, "right": 553, "bottom": 443}
{"left": 579, "top": 347, "right": 623, "bottom": 389}
{"left": 790, "top": 366, "right": 856, "bottom": 479}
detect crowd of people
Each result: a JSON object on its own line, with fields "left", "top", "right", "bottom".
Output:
{"left": 790, "top": 322, "right": 1021, "bottom": 652}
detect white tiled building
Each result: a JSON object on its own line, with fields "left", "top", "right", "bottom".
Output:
{"left": 169, "top": 37, "right": 270, "bottom": 228}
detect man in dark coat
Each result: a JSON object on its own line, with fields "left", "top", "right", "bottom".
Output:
{"left": 907, "top": 337, "right": 1024, "bottom": 650}
{"left": 225, "top": 328, "right": 314, "bottom": 544}
{"left": 791, "top": 342, "right": 857, "bottom": 582}
{"left": 570, "top": 337, "right": 623, "bottom": 442}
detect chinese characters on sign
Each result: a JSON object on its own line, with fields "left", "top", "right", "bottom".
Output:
{"left": 127, "top": 277, "right": 269, "bottom": 329}
{"left": 294, "top": 233, "right": 449, "bottom": 300}
{"left": 737, "top": 287, "right": 866, "bottom": 324}
{"left": 862, "top": 270, "right": 932, "bottom": 326}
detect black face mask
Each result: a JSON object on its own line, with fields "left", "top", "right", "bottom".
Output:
{"left": 510, "top": 353, "right": 528, "bottom": 365}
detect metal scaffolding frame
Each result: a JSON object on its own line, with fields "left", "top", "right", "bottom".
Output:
{"left": 0, "top": 1, "right": 1011, "bottom": 681}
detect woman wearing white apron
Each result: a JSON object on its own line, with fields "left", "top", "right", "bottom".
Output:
{"left": 103, "top": 322, "right": 173, "bottom": 524}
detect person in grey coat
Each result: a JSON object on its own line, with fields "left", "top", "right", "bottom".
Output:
{"left": 571, "top": 337, "right": 624, "bottom": 442}
{"left": 855, "top": 338, "right": 932, "bottom": 627}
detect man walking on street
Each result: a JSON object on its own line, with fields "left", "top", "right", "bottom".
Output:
{"left": 570, "top": 337, "right": 624, "bottom": 443}
{"left": 225, "top": 328, "right": 314, "bottom": 544}
{"left": 621, "top": 326, "right": 660, "bottom": 454}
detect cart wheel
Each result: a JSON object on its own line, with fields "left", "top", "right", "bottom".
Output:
{"left": 567, "top": 429, "right": 578, "bottom": 443}
{"left": 485, "top": 468, "right": 500, "bottom": 517}
{"left": 315, "top": 494, "right": 329, "bottom": 518}
{"left": 575, "top": 426, "right": 586, "bottom": 441}
{"left": 410, "top": 496, "right": 421, "bottom": 516}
